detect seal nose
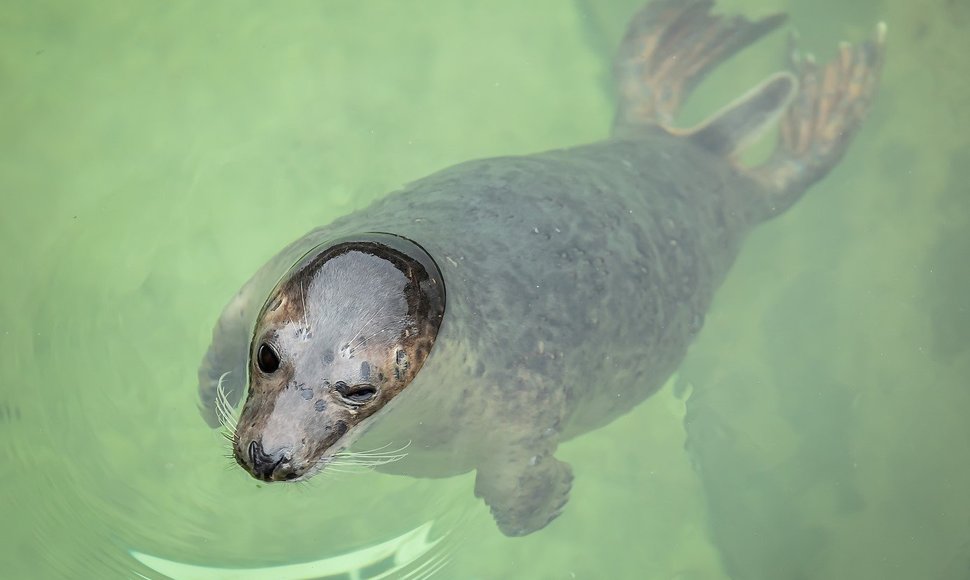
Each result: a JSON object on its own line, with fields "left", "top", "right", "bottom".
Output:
{"left": 247, "top": 439, "right": 295, "bottom": 481}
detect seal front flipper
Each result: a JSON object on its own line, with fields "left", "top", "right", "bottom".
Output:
{"left": 474, "top": 441, "right": 573, "bottom": 537}
{"left": 470, "top": 369, "right": 572, "bottom": 537}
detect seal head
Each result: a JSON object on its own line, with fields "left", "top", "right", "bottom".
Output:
{"left": 232, "top": 233, "right": 445, "bottom": 482}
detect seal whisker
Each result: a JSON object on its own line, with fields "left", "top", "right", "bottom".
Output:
{"left": 350, "top": 440, "right": 412, "bottom": 456}
{"left": 310, "top": 451, "right": 408, "bottom": 474}
{"left": 348, "top": 325, "right": 402, "bottom": 356}
{"left": 291, "top": 477, "right": 316, "bottom": 492}
{"left": 349, "top": 327, "right": 389, "bottom": 352}
{"left": 341, "top": 310, "right": 380, "bottom": 350}
{"left": 214, "top": 371, "right": 239, "bottom": 433}
{"left": 300, "top": 279, "right": 310, "bottom": 336}
{"left": 315, "top": 470, "right": 341, "bottom": 481}
{"left": 327, "top": 455, "right": 407, "bottom": 470}
{"left": 316, "top": 469, "right": 349, "bottom": 482}
{"left": 301, "top": 460, "right": 343, "bottom": 482}
{"left": 304, "top": 456, "right": 361, "bottom": 479}
{"left": 342, "top": 303, "right": 391, "bottom": 355}
{"left": 331, "top": 443, "right": 410, "bottom": 467}
{"left": 324, "top": 459, "right": 377, "bottom": 470}
{"left": 344, "top": 440, "right": 396, "bottom": 454}
{"left": 335, "top": 454, "right": 409, "bottom": 464}
{"left": 319, "top": 464, "right": 368, "bottom": 475}
{"left": 338, "top": 454, "right": 408, "bottom": 464}
{"left": 328, "top": 460, "right": 391, "bottom": 469}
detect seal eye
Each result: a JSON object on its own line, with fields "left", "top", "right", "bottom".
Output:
{"left": 335, "top": 382, "right": 378, "bottom": 404}
{"left": 256, "top": 343, "right": 280, "bottom": 374}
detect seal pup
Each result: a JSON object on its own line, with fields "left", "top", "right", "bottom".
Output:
{"left": 198, "top": 0, "right": 885, "bottom": 536}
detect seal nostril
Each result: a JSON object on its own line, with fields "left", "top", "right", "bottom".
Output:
{"left": 248, "top": 439, "right": 291, "bottom": 481}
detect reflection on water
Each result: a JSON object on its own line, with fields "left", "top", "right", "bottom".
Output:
{"left": 1, "top": 0, "right": 967, "bottom": 578}
{"left": 132, "top": 520, "right": 451, "bottom": 580}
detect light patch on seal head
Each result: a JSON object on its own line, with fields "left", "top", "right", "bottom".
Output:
{"left": 232, "top": 233, "right": 445, "bottom": 483}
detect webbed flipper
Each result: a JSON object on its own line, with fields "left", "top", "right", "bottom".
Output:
{"left": 612, "top": 0, "right": 886, "bottom": 221}
{"left": 751, "top": 24, "right": 888, "bottom": 219}
{"left": 474, "top": 446, "right": 573, "bottom": 537}
{"left": 686, "top": 72, "right": 797, "bottom": 157}
{"left": 613, "top": 0, "right": 787, "bottom": 134}
{"left": 472, "top": 369, "right": 572, "bottom": 537}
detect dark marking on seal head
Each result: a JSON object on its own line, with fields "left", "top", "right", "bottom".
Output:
{"left": 299, "top": 385, "right": 314, "bottom": 401}
{"left": 231, "top": 233, "right": 445, "bottom": 483}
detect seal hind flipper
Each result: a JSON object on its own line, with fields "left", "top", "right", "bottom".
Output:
{"left": 749, "top": 24, "right": 887, "bottom": 220}
{"left": 684, "top": 72, "right": 797, "bottom": 157}
{"left": 612, "top": 0, "right": 787, "bottom": 134}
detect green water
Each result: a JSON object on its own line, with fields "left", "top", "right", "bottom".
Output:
{"left": 1, "top": 1, "right": 967, "bottom": 578}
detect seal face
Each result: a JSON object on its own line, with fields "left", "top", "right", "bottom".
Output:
{"left": 232, "top": 233, "right": 445, "bottom": 482}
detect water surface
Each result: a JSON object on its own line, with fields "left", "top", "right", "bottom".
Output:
{"left": 1, "top": 1, "right": 967, "bottom": 578}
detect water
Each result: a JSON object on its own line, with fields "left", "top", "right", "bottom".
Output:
{"left": 1, "top": 1, "right": 967, "bottom": 578}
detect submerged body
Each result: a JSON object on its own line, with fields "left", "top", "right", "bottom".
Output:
{"left": 323, "top": 132, "right": 750, "bottom": 441}
{"left": 198, "top": 0, "right": 885, "bottom": 536}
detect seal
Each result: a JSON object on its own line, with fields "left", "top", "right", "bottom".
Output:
{"left": 197, "top": 0, "right": 886, "bottom": 537}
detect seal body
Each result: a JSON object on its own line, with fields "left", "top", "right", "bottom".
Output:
{"left": 198, "top": 0, "right": 885, "bottom": 536}
{"left": 322, "top": 134, "right": 749, "bottom": 439}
